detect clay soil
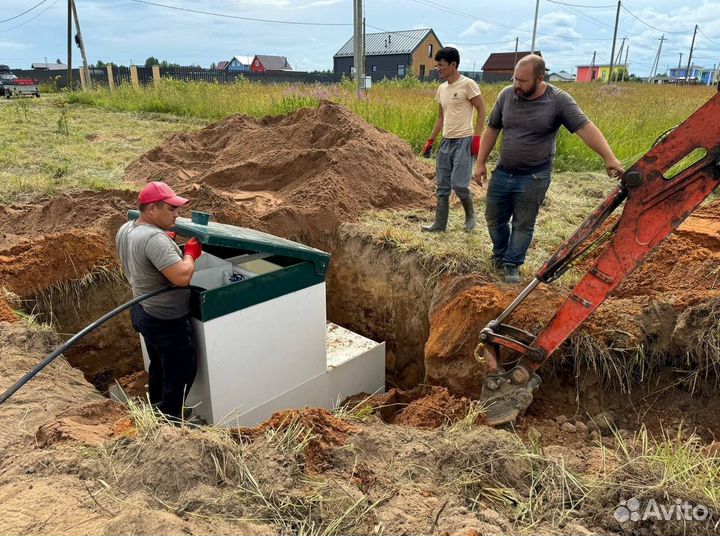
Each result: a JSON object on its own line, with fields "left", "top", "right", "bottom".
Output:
{"left": 2, "top": 102, "right": 720, "bottom": 534}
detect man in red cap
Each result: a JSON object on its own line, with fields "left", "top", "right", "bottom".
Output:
{"left": 116, "top": 181, "right": 203, "bottom": 421}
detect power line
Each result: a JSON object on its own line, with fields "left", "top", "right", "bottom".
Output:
{"left": 545, "top": 0, "right": 615, "bottom": 9}
{"left": 128, "top": 0, "right": 352, "bottom": 26}
{"left": 451, "top": 39, "right": 519, "bottom": 46}
{"left": 0, "top": 0, "right": 58, "bottom": 34}
{"left": 619, "top": 5, "right": 690, "bottom": 35}
{"left": 408, "top": 0, "right": 615, "bottom": 42}
{"left": 0, "top": 0, "right": 49, "bottom": 24}
{"left": 698, "top": 27, "right": 720, "bottom": 47}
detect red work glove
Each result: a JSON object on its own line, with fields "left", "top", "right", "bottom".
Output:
{"left": 471, "top": 135, "right": 481, "bottom": 157}
{"left": 183, "top": 237, "right": 202, "bottom": 260}
{"left": 421, "top": 138, "right": 435, "bottom": 158}
{"left": 166, "top": 231, "right": 177, "bottom": 241}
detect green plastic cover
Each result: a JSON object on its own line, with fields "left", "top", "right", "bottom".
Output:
{"left": 127, "top": 210, "right": 330, "bottom": 276}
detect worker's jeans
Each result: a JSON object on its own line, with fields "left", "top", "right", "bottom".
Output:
{"left": 485, "top": 168, "right": 551, "bottom": 266}
{"left": 131, "top": 304, "right": 197, "bottom": 420}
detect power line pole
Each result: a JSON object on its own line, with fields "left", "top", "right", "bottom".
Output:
{"left": 676, "top": 52, "right": 682, "bottom": 83}
{"left": 67, "top": 0, "right": 72, "bottom": 87}
{"left": 589, "top": 50, "right": 596, "bottom": 81}
{"left": 622, "top": 45, "right": 629, "bottom": 81}
{"left": 685, "top": 24, "right": 698, "bottom": 83}
{"left": 353, "top": 0, "right": 363, "bottom": 95}
{"left": 608, "top": 0, "right": 621, "bottom": 85}
{"left": 649, "top": 34, "right": 664, "bottom": 79}
{"left": 513, "top": 37, "right": 519, "bottom": 68}
{"left": 70, "top": 0, "right": 90, "bottom": 90}
{"left": 530, "top": 0, "right": 540, "bottom": 54}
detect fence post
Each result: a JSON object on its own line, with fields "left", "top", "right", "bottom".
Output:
{"left": 130, "top": 65, "right": 139, "bottom": 88}
{"left": 152, "top": 65, "right": 161, "bottom": 87}
{"left": 106, "top": 65, "right": 114, "bottom": 91}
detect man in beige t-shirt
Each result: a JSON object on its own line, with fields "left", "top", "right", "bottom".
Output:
{"left": 421, "top": 46, "right": 486, "bottom": 232}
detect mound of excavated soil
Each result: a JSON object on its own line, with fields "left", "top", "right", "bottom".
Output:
{"left": 36, "top": 399, "right": 136, "bottom": 447}
{"left": 124, "top": 101, "right": 433, "bottom": 242}
{"left": 238, "top": 407, "right": 357, "bottom": 473}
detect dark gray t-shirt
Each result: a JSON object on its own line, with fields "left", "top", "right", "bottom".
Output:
{"left": 115, "top": 221, "right": 191, "bottom": 319}
{"left": 488, "top": 84, "right": 589, "bottom": 173}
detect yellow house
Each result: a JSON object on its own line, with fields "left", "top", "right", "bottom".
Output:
{"left": 597, "top": 65, "right": 629, "bottom": 81}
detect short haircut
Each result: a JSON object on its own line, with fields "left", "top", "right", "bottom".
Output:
{"left": 138, "top": 201, "right": 161, "bottom": 212}
{"left": 435, "top": 47, "right": 460, "bottom": 68}
{"left": 518, "top": 54, "right": 545, "bottom": 77}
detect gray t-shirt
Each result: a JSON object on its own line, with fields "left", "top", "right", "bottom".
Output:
{"left": 488, "top": 84, "right": 589, "bottom": 173}
{"left": 115, "top": 221, "right": 191, "bottom": 319}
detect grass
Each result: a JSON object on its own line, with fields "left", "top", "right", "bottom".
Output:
{"left": 105, "top": 397, "right": 381, "bottom": 535}
{"left": 66, "top": 78, "right": 716, "bottom": 172}
{"left": 349, "top": 170, "right": 613, "bottom": 285}
{"left": 0, "top": 96, "right": 202, "bottom": 203}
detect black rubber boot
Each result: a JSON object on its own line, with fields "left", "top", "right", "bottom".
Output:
{"left": 457, "top": 192, "right": 477, "bottom": 231}
{"left": 422, "top": 195, "right": 450, "bottom": 232}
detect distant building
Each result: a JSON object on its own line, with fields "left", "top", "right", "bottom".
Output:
{"left": 226, "top": 56, "right": 252, "bottom": 72}
{"left": 333, "top": 28, "right": 442, "bottom": 81}
{"left": 251, "top": 55, "right": 293, "bottom": 73}
{"left": 31, "top": 62, "right": 68, "bottom": 71}
{"left": 481, "top": 51, "right": 540, "bottom": 83}
{"left": 576, "top": 64, "right": 628, "bottom": 83}
{"left": 647, "top": 73, "right": 670, "bottom": 84}
{"left": 669, "top": 64, "right": 703, "bottom": 83}
{"left": 548, "top": 70, "right": 574, "bottom": 82}
{"left": 215, "top": 61, "right": 230, "bottom": 71}
{"left": 700, "top": 67, "right": 719, "bottom": 85}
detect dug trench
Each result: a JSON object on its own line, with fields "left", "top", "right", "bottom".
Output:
{"left": 2, "top": 102, "right": 720, "bottom": 534}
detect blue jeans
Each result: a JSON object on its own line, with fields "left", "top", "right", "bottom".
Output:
{"left": 484, "top": 168, "right": 551, "bottom": 266}
{"left": 131, "top": 304, "right": 197, "bottom": 419}
{"left": 435, "top": 137, "right": 473, "bottom": 197}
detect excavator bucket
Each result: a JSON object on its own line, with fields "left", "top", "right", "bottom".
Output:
{"left": 478, "top": 369, "right": 541, "bottom": 426}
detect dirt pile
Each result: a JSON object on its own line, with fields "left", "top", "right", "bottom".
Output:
{"left": 238, "top": 407, "right": 357, "bottom": 472}
{"left": 124, "top": 101, "right": 433, "bottom": 243}
{"left": 36, "top": 399, "right": 136, "bottom": 447}
{"left": 0, "top": 190, "right": 142, "bottom": 386}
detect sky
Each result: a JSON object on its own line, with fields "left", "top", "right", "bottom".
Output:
{"left": 1, "top": 0, "right": 719, "bottom": 77}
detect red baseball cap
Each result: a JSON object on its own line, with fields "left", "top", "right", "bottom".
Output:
{"left": 138, "top": 181, "right": 189, "bottom": 207}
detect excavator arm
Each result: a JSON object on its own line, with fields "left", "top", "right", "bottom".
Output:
{"left": 478, "top": 91, "right": 720, "bottom": 426}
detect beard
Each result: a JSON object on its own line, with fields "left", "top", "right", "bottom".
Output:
{"left": 514, "top": 80, "right": 538, "bottom": 99}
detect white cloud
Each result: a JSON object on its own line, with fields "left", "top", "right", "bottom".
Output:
{"left": 460, "top": 20, "right": 494, "bottom": 37}
{"left": 539, "top": 11, "right": 576, "bottom": 28}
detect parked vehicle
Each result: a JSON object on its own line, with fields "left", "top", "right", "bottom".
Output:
{"left": 0, "top": 65, "right": 40, "bottom": 98}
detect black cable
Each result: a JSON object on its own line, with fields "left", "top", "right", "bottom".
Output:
{"left": 128, "top": 0, "right": 352, "bottom": 26}
{"left": 0, "top": 0, "right": 58, "bottom": 34}
{"left": 0, "top": 0, "right": 49, "bottom": 24}
{"left": 0, "top": 285, "right": 201, "bottom": 406}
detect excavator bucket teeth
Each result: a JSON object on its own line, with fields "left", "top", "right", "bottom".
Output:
{"left": 479, "top": 372, "right": 542, "bottom": 426}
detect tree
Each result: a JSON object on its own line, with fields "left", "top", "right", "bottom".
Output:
{"left": 95, "top": 59, "right": 106, "bottom": 68}
{"left": 144, "top": 56, "right": 160, "bottom": 68}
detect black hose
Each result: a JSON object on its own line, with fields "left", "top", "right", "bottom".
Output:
{"left": 0, "top": 285, "right": 200, "bottom": 406}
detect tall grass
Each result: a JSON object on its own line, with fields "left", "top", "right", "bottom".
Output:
{"left": 66, "top": 78, "right": 715, "bottom": 172}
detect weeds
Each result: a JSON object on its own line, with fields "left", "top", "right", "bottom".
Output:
{"left": 65, "top": 81, "right": 715, "bottom": 172}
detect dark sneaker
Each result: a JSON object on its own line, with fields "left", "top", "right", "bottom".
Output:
{"left": 503, "top": 264, "right": 521, "bottom": 284}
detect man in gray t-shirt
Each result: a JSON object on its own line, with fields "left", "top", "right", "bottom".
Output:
{"left": 475, "top": 54, "right": 624, "bottom": 283}
{"left": 115, "top": 181, "right": 203, "bottom": 420}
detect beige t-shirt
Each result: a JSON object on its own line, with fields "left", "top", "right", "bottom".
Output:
{"left": 435, "top": 75, "right": 482, "bottom": 139}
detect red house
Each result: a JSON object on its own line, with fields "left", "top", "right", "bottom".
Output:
{"left": 576, "top": 65, "right": 601, "bottom": 83}
{"left": 250, "top": 55, "right": 293, "bottom": 73}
